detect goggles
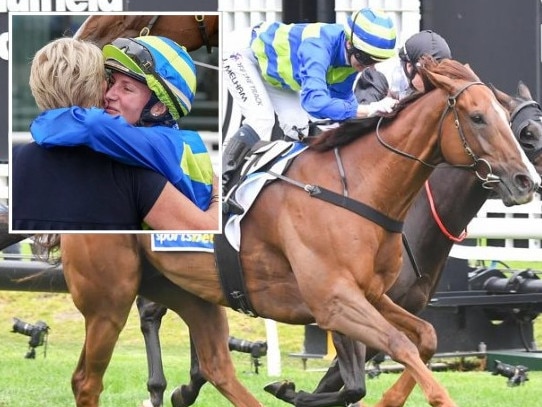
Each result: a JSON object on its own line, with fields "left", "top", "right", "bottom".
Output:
{"left": 351, "top": 48, "right": 380, "bottom": 66}
{"left": 109, "top": 37, "right": 155, "bottom": 74}
{"left": 105, "top": 37, "right": 186, "bottom": 120}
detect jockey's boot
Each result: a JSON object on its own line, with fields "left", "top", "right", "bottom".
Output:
{"left": 222, "top": 125, "right": 260, "bottom": 195}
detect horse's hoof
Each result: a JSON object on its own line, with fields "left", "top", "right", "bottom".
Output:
{"left": 171, "top": 385, "right": 197, "bottom": 407}
{"left": 140, "top": 400, "right": 158, "bottom": 407}
{"left": 263, "top": 381, "right": 296, "bottom": 402}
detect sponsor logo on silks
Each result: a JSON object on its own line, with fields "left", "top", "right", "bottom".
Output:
{"left": 151, "top": 233, "right": 214, "bottom": 252}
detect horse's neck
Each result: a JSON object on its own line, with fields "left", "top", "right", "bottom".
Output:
{"left": 343, "top": 95, "right": 447, "bottom": 221}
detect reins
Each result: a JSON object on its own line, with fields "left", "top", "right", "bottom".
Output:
{"left": 195, "top": 15, "right": 213, "bottom": 54}
{"left": 510, "top": 99, "right": 542, "bottom": 161}
{"left": 375, "top": 81, "right": 501, "bottom": 189}
{"left": 424, "top": 180, "right": 467, "bottom": 242}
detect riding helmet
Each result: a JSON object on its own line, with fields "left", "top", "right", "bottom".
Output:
{"left": 344, "top": 8, "right": 397, "bottom": 61}
{"left": 102, "top": 35, "right": 197, "bottom": 120}
{"left": 399, "top": 30, "right": 451, "bottom": 64}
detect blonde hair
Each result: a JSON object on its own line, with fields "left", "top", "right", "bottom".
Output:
{"left": 29, "top": 38, "right": 106, "bottom": 110}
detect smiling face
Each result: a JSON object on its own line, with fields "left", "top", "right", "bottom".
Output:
{"left": 104, "top": 72, "right": 152, "bottom": 125}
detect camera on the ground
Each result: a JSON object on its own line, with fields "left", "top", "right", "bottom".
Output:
{"left": 492, "top": 359, "right": 529, "bottom": 386}
{"left": 11, "top": 317, "right": 50, "bottom": 359}
{"left": 228, "top": 336, "right": 268, "bottom": 358}
{"left": 228, "top": 336, "right": 268, "bottom": 374}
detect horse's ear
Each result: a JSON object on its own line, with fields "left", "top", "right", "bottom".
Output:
{"left": 418, "top": 55, "right": 456, "bottom": 94}
{"left": 488, "top": 82, "right": 511, "bottom": 107}
{"left": 517, "top": 80, "right": 533, "bottom": 100}
{"left": 462, "top": 63, "right": 477, "bottom": 78}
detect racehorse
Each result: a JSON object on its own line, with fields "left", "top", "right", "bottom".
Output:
{"left": 54, "top": 56, "right": 541, "bottom": 407}
{"left": 73, "top": 14, "right": 219, "bottom": 52}
{"left": 263, "top": 81, "right": 542, "bottom": 406}
{"left": 131, "top": 81, "right": 542, "bottom": 407}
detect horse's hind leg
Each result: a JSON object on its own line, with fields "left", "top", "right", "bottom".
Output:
{"left": 62, "top": 235, "right": 141, "bottom": 407}
{"left": 137, "top": 296, "right": 168, "bottom": 407}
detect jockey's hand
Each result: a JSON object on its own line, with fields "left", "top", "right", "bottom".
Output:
{"left": 366, "top": 96, "right": 399, "bottom": 117}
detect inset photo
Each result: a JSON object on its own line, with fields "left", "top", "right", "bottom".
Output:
{"left": 9, "top": 12, "right": 220, "bottom": 232}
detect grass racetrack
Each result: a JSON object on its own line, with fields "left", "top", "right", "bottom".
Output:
{"left": 1, "top": 291, "right": 542, "bottom": 406}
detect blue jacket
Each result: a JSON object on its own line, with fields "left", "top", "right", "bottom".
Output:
{"left": 30, "top": 107, "right": 214, "bottom": 209}
{"left": 250, "top": 22, "right": 358, "bottom": 121}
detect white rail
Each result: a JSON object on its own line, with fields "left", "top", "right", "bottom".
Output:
{"left": 450, "top": 197, "right": 542, "bottom": 263}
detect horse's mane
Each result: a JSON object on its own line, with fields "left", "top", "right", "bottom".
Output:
{"left": 308, "top": 56, "right": 480, "bottom": 152}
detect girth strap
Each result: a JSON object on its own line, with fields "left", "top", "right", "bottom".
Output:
{"left": 214, "top": 228, "right": 259, "bottom": 317}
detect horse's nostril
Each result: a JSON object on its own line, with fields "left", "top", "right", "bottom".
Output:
{"left": 515, "top": 174, "right": 536, "bottom": 192}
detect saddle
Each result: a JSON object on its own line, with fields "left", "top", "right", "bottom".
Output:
{"left": 223, "top": 140, "right": 297, "bottom": 215}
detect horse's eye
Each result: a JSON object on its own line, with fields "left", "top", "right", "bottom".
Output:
{"left": 471, "top": 114, "right": 484, "bottom": 124}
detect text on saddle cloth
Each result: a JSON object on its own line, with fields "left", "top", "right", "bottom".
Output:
{"left": 152, "top": 233, "right": 214, "bottom": 252}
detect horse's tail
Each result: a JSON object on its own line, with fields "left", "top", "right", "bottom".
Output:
{"left": 34, "top": 234, "right": 62, "bottom": 265}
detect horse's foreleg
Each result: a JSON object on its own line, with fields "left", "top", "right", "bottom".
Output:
{"left": 137, "top": 296, "right": 168, "bottom": 407}
{"left": 170, "top": 337, "right": 208, "bottom": 407}
{"left": 181, "top": 302, "right": 263, "bottom": 407}
{"left": 138, "top": 271, "right": 261, "bottom": 407}
{"left": 371, "top": 294, "right": 450, "bottom": 407}
{"left": 264, "top": 332, "right": 366, "bottom": 407}
{"left": 317, "top": 290, "right": 454, "bottom": 407}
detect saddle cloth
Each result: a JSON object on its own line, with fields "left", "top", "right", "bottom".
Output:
{"left": 224, "top": 140, "right": 307, "bottom": 251}
{"left": 151, "top": 233, "right": 214, "bottom": 252}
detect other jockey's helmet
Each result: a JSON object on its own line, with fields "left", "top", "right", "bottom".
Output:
{"left": 344, "top": 8, "right": 396, "bottom": 64}
{"left": 103, "top": 35, "right": 196, "bottom": 121}
{"left": 399, "top": 30, "right": 451, "bottom": 65}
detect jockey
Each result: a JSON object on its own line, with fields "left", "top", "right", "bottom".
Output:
{"left": 355, "top": 30, "right": 452, "bottom": 111}
{"left": 222, "top": 7, "right": 397, "bottom": 187}
{"left": 30, "top": 35, "right": 215, "bottom": 211}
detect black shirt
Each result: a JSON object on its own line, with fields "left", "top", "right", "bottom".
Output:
{"left": 12, "top": 143, "right": 167, "bottom": 231}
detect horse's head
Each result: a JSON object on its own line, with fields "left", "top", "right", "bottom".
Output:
{"left": 74, "top": 15, "right": 155, "bottom": 47}
{"left": 74, "top": 15, "right": 219, "bottom": 52}
{"left": 419, "top": 56, "right": 540, "bottom": 206}
{"left": 491, "top": 81, "right": 542, "bottom": 174}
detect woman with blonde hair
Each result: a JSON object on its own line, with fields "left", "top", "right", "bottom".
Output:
{"left": 12, "top": 37, "right": 218, "bottom": 231}
{"left": 29, "top": 37, "right": 106, "bottom": 110}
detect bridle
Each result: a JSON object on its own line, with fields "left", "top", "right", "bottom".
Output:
{"left": 139, "top": 15, "right": 214, "bottom": 54}
{"left": 375, "top": 81, "right": 501, "bottom": 189}
{"left": 510, "top": 99, "right": 542, "bottom": 161}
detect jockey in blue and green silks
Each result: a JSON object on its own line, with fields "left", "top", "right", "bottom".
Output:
{"left": 30, "top": 35, "right": 213, "bottom": 210}
{"left": 221, "top": 8, "right": 397, "bottom": 188}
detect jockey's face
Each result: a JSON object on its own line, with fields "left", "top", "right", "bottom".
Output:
{"left": 405, "top": 62, "right": 425, "bottom": 92}
{"left": 104, "top": 72, "right": 151, "bottom": 124}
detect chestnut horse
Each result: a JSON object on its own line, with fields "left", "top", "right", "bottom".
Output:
{"left": 264, "top": 81, "right": 542, "bottom": 406}
{"left": 134, "top": 81, "right": 542, "bottom": 407}
{"left": 56, "top": 57, "right": 541, "bottom": 407}
{"left": 73, "top": 14, "right": 219, "bottom": 51}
